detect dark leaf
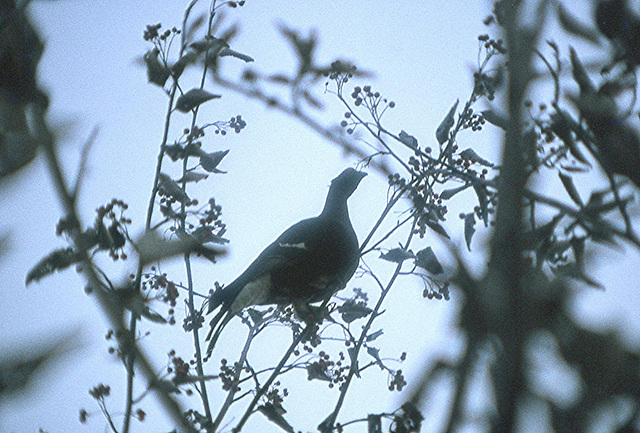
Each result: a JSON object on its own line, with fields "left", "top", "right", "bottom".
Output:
{"left": 0, "top": 333, "right": 75, "bottom": 394}
{"left": 380, "top": 247, "right": 414, "bottom": 263}
{"left": 144, "top": 48, "right": 170, "bottom": 87}
{"left": 436, "top": 100, "right": 459, "bottom": 145}
{"left": 306, "top": 362, "right": 331, "bottom": 381}
{"left": 190, "top": 36, "right": 229, "bottom": 53}
{"left": 26, "top": 248, "right": 81, "bottom": 285}
{"left": 177, "top": 172, "right": 209, "bottom": 183}
{"left": 175, "top": 89, "right": 221, "bottom": 112}
{"left": 552, "top": 263, "right": 604, "bottom": 289}
{"left": 199, "top": 149, "right": 229, "bottom": 173}
{"left": 559, "top": 172, "right": 583, "bottom": 206}
{"left": 473, "top": 183, "right": 490, "bottom": 226}
{"left": 426, "top": 220, "right": 450, "bottom": 239}
{"left": 464, "top": 213, "right": 476, "bottom": 251}
{"left": 558, "top": 4, "right": 601, "bottom": 45}
{"left": 368, "top": 414, "right": 382, "bottom": 433}
{"left": 219, "top": 47, "right": 254, "bottom": 62}
{"left": 157, "top": 173, "right": 190, "bottom": 204}
{"left": 550, "top": 110, "right": 590, "bottom": 165}
{"left": 191, "top": 226, "right": 229, "bottom": 245}
{"left": 439, "top": 184, "right": 471, "bottom": 200}
{"left": 338, "top": 299, "right": 372, "bottom": 323}
{"left": 170, "top": 50, "right": 199, "bottom": 78}
{"left": 415, "top": 247, "right": 444, "bottom": 275}
{"left": 366, "top": 346, "right": 385, "bottom": 369}
{"left": 347, "top": 347, "right": 360, "bottom": 378}
{"left": 398, "top": 130, "right": 419, "bottom": 149}
{"left": 258, "top": 403, "right": 294, "bottom": 433}
{"left": 570, "top": 47, "right": 596, "bottom": 94}
{"left": 481, "top": 109, "right": 509, "bottom": 129}
{"left": 366, "top": 329, "right": 384, "bottom": 342}
{"left": 459, "top": 148, "right": 494, "bottom": 167}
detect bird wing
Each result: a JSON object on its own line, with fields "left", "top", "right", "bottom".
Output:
{"left": 209, "top": 217, "right": 324, "bottom": 312}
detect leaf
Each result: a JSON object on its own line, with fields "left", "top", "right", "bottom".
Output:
{"left": 219, "top": 47, "right": 254, "bottom": 63}
{"left": 426, "top": 220, "right": 450, "bottom": 239}
{"left": 190, "top": 36, "right": 229, "bottom": 53}
{"left": 366, "top": 329, "right": 384, "bottom": 342}
{"left": 481, "top": 109, "right": 509, "bottom": 129}
{"left": 459, "top": 148, "right": 494, "bottom": 167}
{"left": 175, "top": 89, "right": 221, "bottom": 112}
{"left": 570, "top": 47, "right": 595, "bottom": 94}
{"left": 398, "top": 130, "right": 418, "bottom": 149}
{"left": 337, "top": 299, "right": 372, "bottom": 323}
{"left": 347, "top": 347, "right": 360, "bottom": 378}
{"left": 136, "top": 231, "right": 200, "bottom": 265}
{"left": 436, "top": 99, "right": 459, "bottom": 145}
{"left": 464, "top": 213, "right": 476, "bottom": 251}
{"left": 144, "top": 48, "right": 170, "bottom": 87}
{"left": 439, "top": 184, "right": 471, "bottom": 200}
{"left": 177, "top": 172, "right": 209, "bottom": 183}
{"left": 306, "top": 362, "right": 331, "bottom": 382}
{"left": 415, "top": 247, "right": 444, "bottom": 275}
{"left": 550, "top": 110, "right": 590, "bottom": 165}
{"left": 199, "top": 149, "right": 229, "bottom": 173}
{"left": 170, "top": 50, "right": 199, "bottom": 79}
{"left": 258, "top": 403, "right": 294, "bottom": 433}
{"left": 552, "top": 263, "right": 604, "bottom": 289}
{"left": 559, "top": 172, "right": 583, "bottom": 206}
{"left": 191, "top": 226, "right": 229, "bottom": 245}
{"left": 26, "top": 248, "right": 82, "bottom": 285}
{"left": 380, "top": 247, "right": 413, "bottom": 263}
{"left": 157, "top": 173, "right": 190, "bottom": 204}
{"left": 366, "top": 346, "right": 385, "bottom": 369}
{"left": 473, "top": 183, "right": 490, "bottom": 226}
{"left": 558, "top": 4, "right": 600, "bottom": 45}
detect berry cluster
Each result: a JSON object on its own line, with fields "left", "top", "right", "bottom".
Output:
{"left": 143, "top": 23, "right": 180, "bottom": 42}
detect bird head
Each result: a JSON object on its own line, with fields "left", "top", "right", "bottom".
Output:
{"left": 329, "top": 168, "right": 367, "bottom": 199}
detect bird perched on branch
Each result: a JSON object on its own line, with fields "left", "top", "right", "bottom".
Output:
{"left": 205, "top": 168, "right": 367, "bottom": 357}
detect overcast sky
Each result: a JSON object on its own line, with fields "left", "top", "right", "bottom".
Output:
{"left": 1, "top": 1, "right": 639, "bottom": 432}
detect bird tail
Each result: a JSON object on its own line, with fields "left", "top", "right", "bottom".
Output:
{"left": 204, "top": 307, "right": 234, "bottom": 358}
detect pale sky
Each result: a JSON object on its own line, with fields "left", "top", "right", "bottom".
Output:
{"left": 1, "top": 1, "right": 639, "bottom": 432}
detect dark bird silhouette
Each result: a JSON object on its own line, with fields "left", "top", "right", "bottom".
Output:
{"left": 205, "top": 168, "right": 366, "bottom": 356}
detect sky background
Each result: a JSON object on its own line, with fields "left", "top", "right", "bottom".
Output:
{"left": 1, "top": 1, "right": 639, "bottom": 432}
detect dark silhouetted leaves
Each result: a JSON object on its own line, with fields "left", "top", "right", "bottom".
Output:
{"left": 306, "top": 362, "right": 331, "bottom": 381}
{"left": 380, "top": 247, "right": 413, "bottom": 264}
{"left": 398, "top": 130, "right": 419, "bottom": 149}
{"left": 481, "top": 109, "right": 509, "bottom": 129}
{"left": 144, "top": 48, "right": 170, "bottom": 87}
{"left": 569, "top": 48, "right": 595, "bottom": 94}
{"left": 337, "top": 298, "right": 372, "bottom": 323}
{"left": 175, "top": 89, "right": 221, "bottom": 112}
{"left": 258, "top": 403, "right": 294, "bottom": 433}
{"left": 439, "top": 184, "right": 471, "bottom": 200}
{"left": 415, "top": 247, "right": 444, "bottom": 275}
{"left": 558, "top": 4, "right": 600, "bottom": 45}
{"left": 559, "top": 172, "right": 583, "bottom": 206}
{"left": 219, "top": 47, "right": 254, "bottom": 63}
{"left": 436, "top": 100, "right": 458, "bottom": 144}
{"left": 464, "top": 213, "right": 476, "bottom": 251}
{"left": 157, "top": 172, "right": 190, "bottom": 204}
{"left": 26, "top": 248, "right": 82, "bottom": 285}
{"left": 199, "top": 149, "right": 229, "bottom": 173}
{"left": 459, "top": 148, "right": 494, "bottom": 167}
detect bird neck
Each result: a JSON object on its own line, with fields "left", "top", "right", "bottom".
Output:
{"left": 320, "top": 193, "right": 350, "bottom": 220}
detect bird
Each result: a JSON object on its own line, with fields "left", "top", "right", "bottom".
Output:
{"left": 205, "top": 168, "right": 367, "bottom": 357}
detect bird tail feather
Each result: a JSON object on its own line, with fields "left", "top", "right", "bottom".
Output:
{"left": 205, "top": 307, "right": 233, "bottom": 357}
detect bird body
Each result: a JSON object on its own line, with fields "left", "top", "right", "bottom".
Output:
{"left": 205, "top": 168, "right": 366, "bottom": 356}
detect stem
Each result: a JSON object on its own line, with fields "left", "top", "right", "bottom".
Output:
{"left": 321, "top": 219, "right": 417, "bottom": 432}
{"left": 211, "top": 318, "right": 258, "bottom": 431}
{"left": 233, "top": 324, "right": 315, "bottom": 432}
